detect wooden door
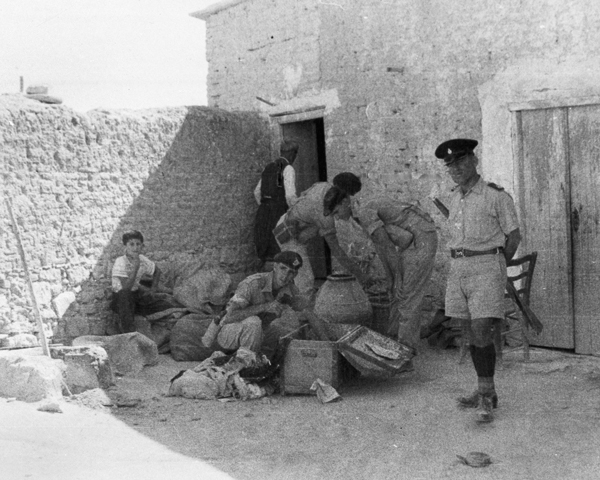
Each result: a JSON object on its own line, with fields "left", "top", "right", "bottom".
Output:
{"left": 517, "top": 108, "right": 574, "bottom": 349}
{"left": 516, "top": 104, "right": 600, "bottom": 353}
{"left": 567, "top": 105, "right": 600, "bottom": 354}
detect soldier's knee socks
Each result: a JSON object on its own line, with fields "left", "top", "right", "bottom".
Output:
{"left": 469, "top": 344, "right": 496, "bottom": 392}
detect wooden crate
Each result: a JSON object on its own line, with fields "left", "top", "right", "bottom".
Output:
{"left": 280, "top": 339, "right": 342, "bottom": 395}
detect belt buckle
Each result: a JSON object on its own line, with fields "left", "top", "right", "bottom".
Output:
{"left": 454, "top": 248, "right": 465, "bottom": 258}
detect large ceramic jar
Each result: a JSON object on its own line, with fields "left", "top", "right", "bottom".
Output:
{"left": 314, "top": 274, "right": 372, "bottom": 326}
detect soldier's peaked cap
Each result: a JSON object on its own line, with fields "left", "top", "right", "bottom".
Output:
{"left": 435, "top": 139, "right": 478, "bottom": 165}
{"left": 274, "top": 251, "right": 303, "bottom": 271}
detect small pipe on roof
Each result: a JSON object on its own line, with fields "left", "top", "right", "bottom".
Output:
{"left": 256, "top": 96, "right": 277, "bottom": 107}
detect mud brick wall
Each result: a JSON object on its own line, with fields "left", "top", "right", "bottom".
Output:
{"left": 0, "top": 94, "right": 270, "bottom": 342}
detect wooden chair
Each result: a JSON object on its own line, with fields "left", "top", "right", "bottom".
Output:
{"left": 458, "top": 252, "right": 538, "bottom": 365}
{"left": 495, "top": 251, "right": 538, "bottom": 364}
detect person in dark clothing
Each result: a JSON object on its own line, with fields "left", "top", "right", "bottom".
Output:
{"left": 253, "top": 140, "right": 300, "bottom": 265}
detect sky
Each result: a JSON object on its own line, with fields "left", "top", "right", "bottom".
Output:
{"left": 0, "top": 0, "right": 221, "bottom": 112}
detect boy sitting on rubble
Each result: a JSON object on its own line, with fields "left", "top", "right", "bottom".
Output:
{"left": 110, "top": 230, "right": 175, "bottom": 334}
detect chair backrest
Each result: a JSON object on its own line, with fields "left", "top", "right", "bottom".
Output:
{"left": 506, "top": 252, "right": 538, "bottom": 306}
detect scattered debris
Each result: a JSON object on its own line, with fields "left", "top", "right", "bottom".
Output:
{"left": 66, "top": 388, "right": 113, "bottom": 410}
{"left": 115, "top": 397, "right": 141, "bottom": 408}
{"left": 37, "top": 401, "right": 63, "bottom": 414}
{"left": 310, "top": 378, "right": 342, "bottom": 403}
{"left": 456, "top": 452, "right": 492, "bottom": 468}
{"left": 168, "top": 349, "right": 271, "bottom": 401}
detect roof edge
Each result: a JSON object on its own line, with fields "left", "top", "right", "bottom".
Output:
{"left": 190, "top": 0, "right": 248, "bottom": 20}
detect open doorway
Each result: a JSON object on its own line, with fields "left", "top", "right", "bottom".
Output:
{"left": 280, "top": 118, "right": 330, "bottom": 280}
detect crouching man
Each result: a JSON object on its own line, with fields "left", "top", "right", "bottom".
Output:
{"left": 213, "top": 251, "right": 307, "bottom": 358}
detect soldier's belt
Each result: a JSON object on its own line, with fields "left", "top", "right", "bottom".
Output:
{"left": 450, "top": 247, "right": 504, "bottom": 258}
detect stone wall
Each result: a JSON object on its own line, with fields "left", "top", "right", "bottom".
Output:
{"left": 0, "top": 94, "right": 271, "bottom": 342}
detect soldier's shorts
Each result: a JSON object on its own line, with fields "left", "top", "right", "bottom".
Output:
{"left": 445, "top": 254, "right": 507, "bottom": 320}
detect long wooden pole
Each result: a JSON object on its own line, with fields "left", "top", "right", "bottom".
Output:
{"left": 5, "top": 198, "right": 50, "bottom": 356}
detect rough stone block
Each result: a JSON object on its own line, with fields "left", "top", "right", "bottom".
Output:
{"left": 26, "top": 85, "right": 48, "bottom": 95}
{"left": 52, "top": 291, "right": 76, "bottom": 318}
{"left": 0, "top": 349, "right": 65, "bottom": 402}
{"left": 50, "top": 345, "right": 114, "bottom": 394}
{"left": 72, "top": 332, "right": 158, "bottom": 376}
{"left": 32, "top": 281, "right": 52, "bottom": 306}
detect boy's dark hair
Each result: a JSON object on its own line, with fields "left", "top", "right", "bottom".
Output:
{"left": 122, "top": 230, "right": 144, "bottom": 245}
{"left": 323, "top": 186, "right": 348, "bottom": 217}
{"left": 332, "top": 172, "right": 362, "bottom": 196}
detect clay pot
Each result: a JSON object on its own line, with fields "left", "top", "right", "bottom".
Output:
{"left": 314, "top": 274, "right": 372, "bottom": 326}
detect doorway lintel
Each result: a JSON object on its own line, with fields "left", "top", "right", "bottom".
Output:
{"left": 271, "top": 106, "right": 326, "bottom": 124}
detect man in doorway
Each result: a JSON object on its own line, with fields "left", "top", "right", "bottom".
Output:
{"left": 436, "top": 138, "right": 521, "bottom": 423}
{"left": 254, "top": 140, "right": 300, "bottom": 267}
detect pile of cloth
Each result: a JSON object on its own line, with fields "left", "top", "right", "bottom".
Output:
{"left": 167, "top": 348, "right": 274, "bottom": 401}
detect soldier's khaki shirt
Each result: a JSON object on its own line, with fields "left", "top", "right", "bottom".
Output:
{"left": 285, "top": 182, "right": 336, "bottom": 241}
{"left": 357, "top": 197, "right": 437, "bottom": 236}
{"left": 226, "top": 271, "right": 300, "bottom": 312}
{"left": 447, "top": 177, "right": 519, "bottom": 251}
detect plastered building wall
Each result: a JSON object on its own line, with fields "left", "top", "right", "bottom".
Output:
{"left": 199, "top": 0, "right": 600, "bottom": 200}
{"left": 0, "top": 95, "right": 270, "bottom": 341}
{"left": 197, "top": 0, "right": 600, "bottom": 307}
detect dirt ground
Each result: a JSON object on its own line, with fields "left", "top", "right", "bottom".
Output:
{"left": 4, "top": 341, "right": 600, "bottom": 480}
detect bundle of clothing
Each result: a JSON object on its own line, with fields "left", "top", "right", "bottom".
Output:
{"left": 167, "top": 348, "right": 277, "bottom": 401}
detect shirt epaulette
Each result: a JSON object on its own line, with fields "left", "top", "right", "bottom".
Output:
{"left": 487, "top": 182, "right": 504, "bottom": 191}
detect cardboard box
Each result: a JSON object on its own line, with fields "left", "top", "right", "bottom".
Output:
{"left": 281, "top": 339, "right": 341, "bottom": 395}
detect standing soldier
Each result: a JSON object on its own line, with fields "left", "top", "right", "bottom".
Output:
{"left": 435, "top": 138, "right": 521, "bottom": 423}
{"left": 254, "top": 140, "right": 299, "bottom": 267}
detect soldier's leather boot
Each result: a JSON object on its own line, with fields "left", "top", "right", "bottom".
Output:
{"left": 457, "top": 390, "right": 498, "bottom": 409}
{"left": 475, "top": 394, "right": 494, "bottom": 423}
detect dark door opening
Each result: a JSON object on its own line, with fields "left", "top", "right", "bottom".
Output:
{"left": 281, "top": 118, "right": 330, "bottom": 280}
